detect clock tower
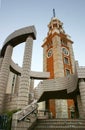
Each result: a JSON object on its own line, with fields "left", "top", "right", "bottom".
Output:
{"left": 42, "top": 13, "right": 75, "bottom": 118}
{"left": 42, "top": 17, "right": 75, "bottom": 78}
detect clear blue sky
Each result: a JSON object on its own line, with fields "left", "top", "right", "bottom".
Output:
{"left": 0, "top": 0, "right": 85, "bottom": 72}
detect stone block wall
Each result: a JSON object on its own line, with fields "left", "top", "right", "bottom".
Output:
{"left": 4, "top": 94, "right": 18, "bottom": 111}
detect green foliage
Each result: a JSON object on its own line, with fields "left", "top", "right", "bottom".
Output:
{"left": 1, "top": 109, "right": 20, "bottom": 130}
{"left": 4, "top": 109, "right": 19, "bottom": 117}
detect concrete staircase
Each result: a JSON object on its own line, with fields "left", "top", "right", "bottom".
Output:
{"left": 33, "top": 119, "right": 85, "bottom": 130}
{"left": 34, "top": 74, "right": 78, "bottom": 101}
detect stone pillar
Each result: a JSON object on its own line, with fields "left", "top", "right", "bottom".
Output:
{"left": 14, "top": 75, "right": 20, "bottom": 94}
{"left": 30, "top": 78, "right": 34, "bottom": 92}
{"left": 79, "top": 79, "right": 85, "bottom": 118}
{"left": 18, "top": 36, "right": 33, "bottom": 109}
{"left": 77, "top": 95, "right": 84, "bottom": 118}
{"left": 0, "top": 45, "right": 13, "bottom": 112}
{"left": 29, "top": 78, "right": 34, "bottom": 103}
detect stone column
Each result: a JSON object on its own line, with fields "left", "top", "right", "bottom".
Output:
{"left": 14, "top": 75, "right": 20, "bottom": 94}
{"left": 18, "top": 36, "right": 33, "bottom": 109}
{"left": 79, "top": 79, "right": 85, "bottom": 118}
{"left": 77, "top": 95, "right": 84, "bottom": 118}
{"left": 0, "top": 45, "right": 13, "bottom": 112}
{"left": 30, "top": 78, "right": 34, "bottom": 92}
{"left": 29, "top": 78, "right": 34, "bottom": 103}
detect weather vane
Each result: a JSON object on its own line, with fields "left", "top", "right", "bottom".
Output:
{"left": 53, "top": 8, "right": 56, "bottom": 17}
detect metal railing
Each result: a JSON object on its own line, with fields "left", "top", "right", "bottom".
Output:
{"left": 18, "top": 105, "right": 38, "bottom": 122}
{"left": 11, "top": 100, "right": 38, "bottom": 130}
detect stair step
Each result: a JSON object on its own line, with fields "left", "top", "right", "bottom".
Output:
{"left": 33, "top": 119, "right": 85, "bottom": 130}
{"left": 35, "top": 125, "right": 85, "bottom": 128}
{"left": 34, "top": 128, "right": 85, "bottom": 129}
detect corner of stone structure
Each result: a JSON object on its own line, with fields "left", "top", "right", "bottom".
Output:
{"left": 31, "top": 25, "right": 37, "bottom": 39}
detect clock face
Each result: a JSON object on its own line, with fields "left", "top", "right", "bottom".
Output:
{"left": 62, "top": 47, "right": 69, "bottom": 56}
{"left": 47, "top": 48, "right": 53, "bottom": 58}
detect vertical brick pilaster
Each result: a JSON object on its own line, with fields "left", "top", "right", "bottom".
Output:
{"left": 0, "top": 45, "right": 13, "bottom": 112}
{"left": 18, "top": 36, "right": 33, "bottom": 109}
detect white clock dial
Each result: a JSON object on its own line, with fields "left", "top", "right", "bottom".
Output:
{"left": 62, "top": 47, "right": 69, "bottom": 56}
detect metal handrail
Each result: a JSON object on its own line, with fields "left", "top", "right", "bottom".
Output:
{"left": 18, "top": 106, "right": 37, "bottom": 122}
{"left": 17, "top": 100, "right": 38, "bottom": 122}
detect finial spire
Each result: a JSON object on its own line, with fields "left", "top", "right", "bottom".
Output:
{"left": 53, "top": 8, "right": 56, "bottom": 17}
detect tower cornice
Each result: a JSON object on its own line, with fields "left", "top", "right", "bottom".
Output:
{"left": 42, "top": 32, "right": 73, "bottom": 47}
